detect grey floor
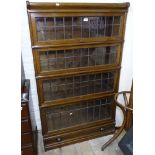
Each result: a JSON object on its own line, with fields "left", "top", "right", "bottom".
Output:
{"left": 38, "top": 130, "right": 125, "bottom": 155}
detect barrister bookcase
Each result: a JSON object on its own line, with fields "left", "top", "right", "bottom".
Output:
{"left": 26, "top": 1, "right": 129, "bottom": 151}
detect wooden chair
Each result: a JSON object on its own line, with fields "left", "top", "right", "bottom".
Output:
{"left": 101, "top": 85, "right": 133, "bottom": 151}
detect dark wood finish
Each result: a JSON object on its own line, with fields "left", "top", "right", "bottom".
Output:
{"left": 22, "top": 145, "right": 34, "bottom": 155}
{"left": 27, "top": 2, "right": 130, "bottom": 12}
{"left": 21, "top": 103, "right": 29, "bottom": 118}
{"left": 21, "top": 80, "right": 37, "bottom": 155}
{"left": 21, "top": 119, "right": 31, "bottom": 133}
{"left": 45, "top": 122, "right": 115, "bottom": 150}
{"left": 21, "top": 133, "right": 33, "bottom": 145}
{"left": 26, "top": 1, "right": 129, "bottom": 150}
{"left": 46, "top": 129, "right": 114, "bottom": 151}
{"left": 44, "top": 122, "right": 115, "bottom": 145}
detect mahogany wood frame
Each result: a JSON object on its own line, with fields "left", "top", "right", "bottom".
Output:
{"left": 26, "top": 1, "right": 129, "bottom": 151}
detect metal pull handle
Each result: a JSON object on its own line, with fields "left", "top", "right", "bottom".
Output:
{"left": 100, "top": 127, "right": 104, "bottom": 131}
{"left": 57, "top": 137, "right": 62, "bottom": 142}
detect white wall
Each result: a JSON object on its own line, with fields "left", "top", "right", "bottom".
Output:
{"left": 21, "top": 0, "right": 133, "bottom": 130}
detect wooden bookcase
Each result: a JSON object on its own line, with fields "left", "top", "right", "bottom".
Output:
{"left": 26, "top": 1, "right": 129, "bottom": 151}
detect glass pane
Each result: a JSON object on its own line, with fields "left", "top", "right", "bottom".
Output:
{"left": 48, "top": 28, "right": 55, "bottom": 40}
{"left": 56, "top": 27, "right": 64, "bottom": 39}
{"left": 39, "top": 46, "right": 117, "bottom": 72}
{"left": 73, "top": 17, "right": 82, "bottom": 26}
{"left": 36, "top": 16, "right": 121, "bottom": 41}
{"left": 81, "top": 56, "right": 88, "bottom": 67}
{"left": 65, "top": 26, "right": 72, "bottom": 39}
{"left": 65, "top": 17, "right": 72, "bottom": 26}
{"left": 82, "top": 48, "right": 89, "bottom": 56}
{"left": 43, "top": 81, "right": 51, "bottom": 101}
{"left": 89, "top": 17, "right": 98, "bottom": 37}
{"left": 39, "top": 52, "right": 48, "bottom": 70}
{"left": 65, "top": 50, "right": 73, "bottom": 68}
{"left": 42, "top": 72, "right": 114, "bottom": 102}
{"left": 56, "top": 17, "right": 63, "bottom": 26}
{"left": 98, "top": 17, "right": 105, "bottom": 36}
{"left": 65, "top": 57, "right": 73, "bottom": 68}
{"left": 89, "top": 48, "right": 96, "bottom": 66}
{"left": 45, "top": 18, "right": 55, "bottom": 40}
{"left": 36, "top": 17, "right": 56, "bottom": 41}
{"left": 109, "top": 46, "right": 117, "bottom": 63}
{"left": 40, "top": 51, "right": 56, "bottom": 71}
{"left": 105, "top": 17, "right": 113, "bottom": 36}
{"left": 100, "top": 104, "right": 105, "bottom": 119}
{"left": 57, "top": 58, "right": 65, "bottom": 69}
{"left": 57, "top": 50, "right": 64, "bottom": 58}
{"left": 73, "top": 26, "right": 81, "bottom": 38}
{"left": 46, "top": 18, "right": 54, "bottom": 27}
{"left": 87, "top": 101, "right": 94, "bottom": 122}
{"left": 94, "top": 105, "right": 100, "bottom": 121}
{"left": 36, "top": 17, "right": 44, "bottom": 31}
{"left": 73, "top": 49, "right": 80, "bottom": 67}
{"left": 36, "top": 18, "right": 45, "bottom": 41}
{"left": 43, "top": 29, "right": 51, "bottom": 40}
{"left": 46, "top": 96, "right": 113, "bottom": 131}
{"left": 95, "top": 47, "right": 104, "bottom": 65}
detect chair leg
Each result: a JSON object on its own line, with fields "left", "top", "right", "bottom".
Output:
{"left": 101, "top": 102, "right": 126, "bottom": 151}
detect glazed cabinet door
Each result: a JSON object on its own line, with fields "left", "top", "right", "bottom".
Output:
{"left": 33, "top": 44, "right": 122, "bottom": 76}
{"left": 37, "top": 70, "right": 119, "bottom": 106}
{"left": 41, "top": 94, "right": 115, "bottom": 134}
{"left": 29, "top": 13, "right": 125, "bottom": 46}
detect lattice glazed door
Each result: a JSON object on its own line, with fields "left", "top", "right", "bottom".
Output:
{"left": 33, "top": 44, "right": 121, "bottom": 76}
{"left": 45, "top": 96, "right": 114, "bottom": 132}
{"left": 37, "top": 70, "right": 118, "bottom": 106}
{"left": 35, "top": 16, "right": 121, "bottom": 41}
